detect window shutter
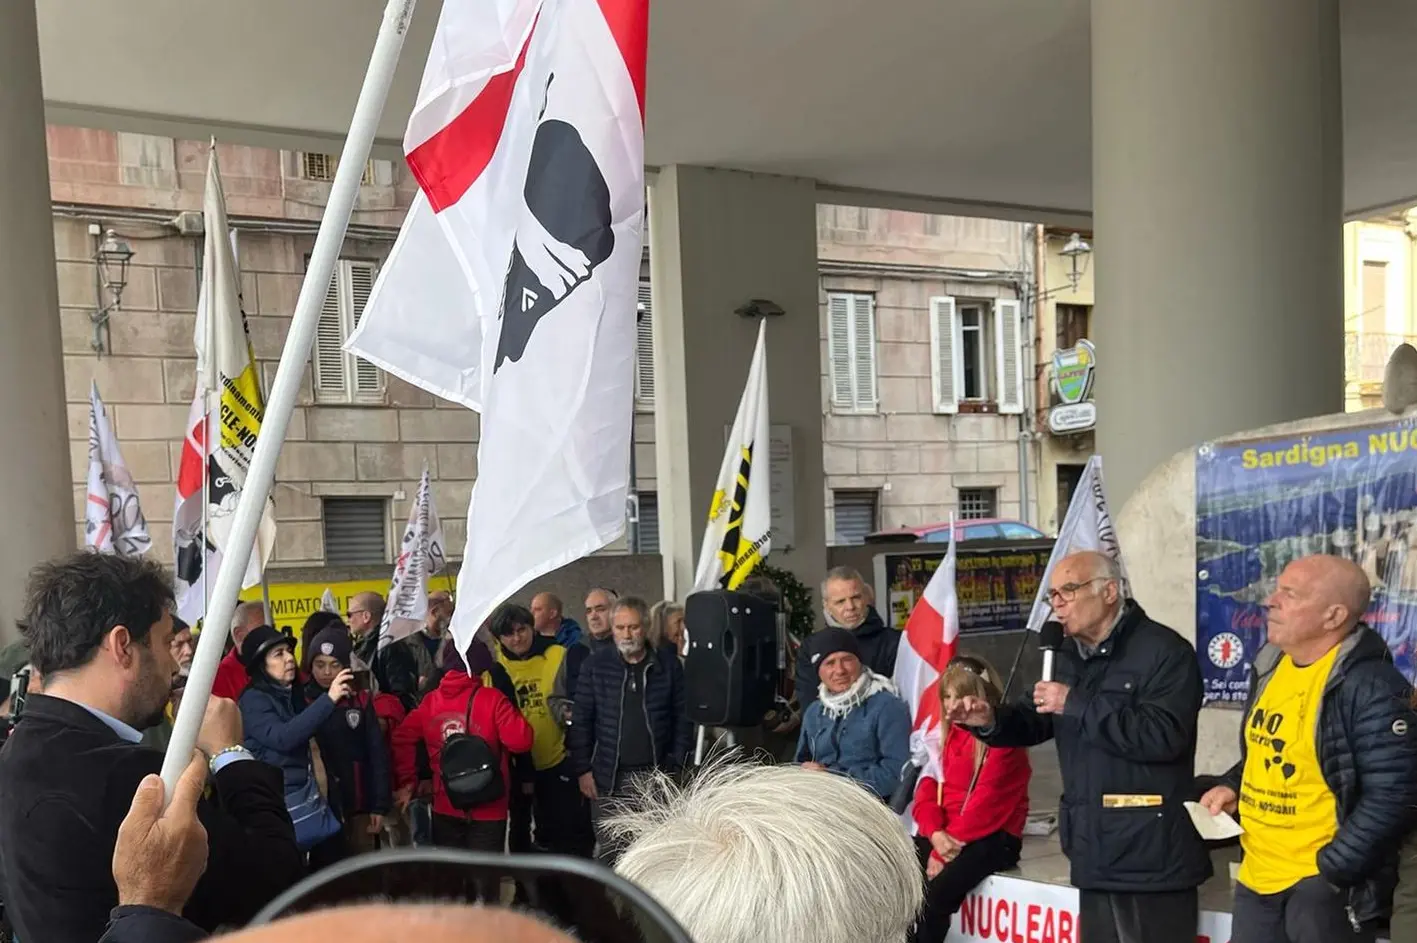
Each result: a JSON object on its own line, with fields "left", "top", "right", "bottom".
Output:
{"left": 635, "top": 279, "right": 655, "bottom": 407}
{"left": 347, "top": 261, "right": 384, "bottom": 399}
{"left": 994, "top": 299, "right": 1024, "bottom": 414}
{"left": 322, "top": 497, "right": 388, "bottom": 565}
{"left": 851, "top": 295, "right": 877, "bottom": 411}
{"left": 832, "top": 490, "right": 879, "bottom": 545}
{"left": 636, "top": 491, "right": 659, "bottom": 554}
{"left": 827, "top": 294, "right": 855, "bottom": 409}
{"left": 930, "top": 296, "right": 961, "bottom": 413}
{"left": 313, "top": 270, "right": 347, "bottom": 400}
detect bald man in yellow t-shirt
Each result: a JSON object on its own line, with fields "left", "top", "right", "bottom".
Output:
{"left": 1201, "top": 555, "right": 1417, "bottom": 943}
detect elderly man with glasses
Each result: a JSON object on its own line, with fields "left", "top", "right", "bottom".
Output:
{"left": 945, "top": 550, "right": 1210, "bottom": 943}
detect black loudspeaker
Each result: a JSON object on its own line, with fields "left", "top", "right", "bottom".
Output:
{"left": 683, "top": 590, "right": 778, "bottom": 727}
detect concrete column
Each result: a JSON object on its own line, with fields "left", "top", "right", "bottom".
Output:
{"left": 0, "top": 3, "right": 77, "bottom": 640}
{"left": 648, "top": 166, "right": 826, "bottom": 601}
{"left": 1092, "top": 0, "right": 1343, "bottom": 507}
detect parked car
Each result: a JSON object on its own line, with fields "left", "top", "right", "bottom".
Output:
{"left": 864, "top": 518, "right": 1046, "bottom": 544}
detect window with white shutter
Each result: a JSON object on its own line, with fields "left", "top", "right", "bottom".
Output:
{"left": 312, "top": 259, "right": 386, "bottom": 404}
{"left": 929, "top": 296, "right": 961, "bottom": 413}
{"left": 322, "top": 497, "right": 388, "bottom": 565}
{"left": 832, "top": 490, "right": 879, "bottom": 545}
{"left": 635, "top": 279, "right": 654, "bottom": 409}
{"left": 826, "top": 292, "right": 877, "bottom": 413}
{"left": 994, "top": 299, "right": 1024, "bottom": 415}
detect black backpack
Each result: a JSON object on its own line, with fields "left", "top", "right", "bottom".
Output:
{"left": 439, "top": 688, "right": 504, "bottom": 810}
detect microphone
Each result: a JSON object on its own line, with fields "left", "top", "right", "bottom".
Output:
{"left": 1039, "top": 621, "right": 1065, "bottom": 684}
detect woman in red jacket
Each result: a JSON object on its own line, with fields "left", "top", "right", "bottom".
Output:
{"left": 911, "top": 655, "right": 1030, "bottom": 943}
{"left": 391, "top": 641, "right": 534, "bottom": 861}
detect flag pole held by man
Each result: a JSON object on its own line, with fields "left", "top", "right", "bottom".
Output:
{"left": 347, "top": 0, "right": 651, "bottom": 660}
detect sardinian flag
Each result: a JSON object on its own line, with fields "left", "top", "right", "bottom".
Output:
{"left": 84, "top": 381, "right": 152, "bottom": 557}
{"left": 347, "top": 0, "right": 648, "bottom": 656}
{"left": 1026, "top": 455, "right": 1128, "bottom": 630}
{"left": 380, "top": 464, "right": 448, "bottom": 648}
{"left": 892, "top": 521, "right": 958, "bottom": 831}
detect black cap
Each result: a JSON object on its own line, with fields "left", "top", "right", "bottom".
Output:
{"left": 804, "top": 627, "right": 863, "bottom": 675}
{"left": 1038, "top": 621, "right": 1065, "bottom": 650}
{"left": 240, "top": 625, "right": 292, "bottom": 674}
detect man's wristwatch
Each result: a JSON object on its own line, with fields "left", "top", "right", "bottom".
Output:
{"left": 207, "top": 744, "right": 253, "bottom": 774}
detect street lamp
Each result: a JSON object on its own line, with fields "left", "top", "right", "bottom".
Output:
{"left": 1059, "top": 231, "right": 1092, "bottom": 293}
{"left": 91, "top": 227, "right": 135, "bottom": 355}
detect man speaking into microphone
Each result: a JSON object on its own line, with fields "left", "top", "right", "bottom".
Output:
{"left": 946, "top": 550, "right": 1209, "bottom": 943}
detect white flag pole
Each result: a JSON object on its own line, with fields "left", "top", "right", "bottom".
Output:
{"left": 160, "top": 0, "right": 419, "bottom": 800}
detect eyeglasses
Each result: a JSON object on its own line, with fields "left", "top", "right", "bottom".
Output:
{"left": 1045, "top": 578, "right": 1104, "bottom": 605}
{"left": 249, "top": 848, "right": 693, "bottom": 943}
{"left": 347, "top": 609, "right": 368, "bottom": 619}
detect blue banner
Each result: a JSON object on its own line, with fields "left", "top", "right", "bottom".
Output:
{"left": 1196, "top": 419, "right": 1417, "bottom": 705}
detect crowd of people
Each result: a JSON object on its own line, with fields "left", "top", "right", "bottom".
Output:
{"left": 0, "top": 547, "right": 1415, "bottom": 943}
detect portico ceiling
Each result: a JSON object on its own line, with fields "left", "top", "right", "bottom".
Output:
{"left": 34, "top": 0, "right": 1417, "bottom": 223}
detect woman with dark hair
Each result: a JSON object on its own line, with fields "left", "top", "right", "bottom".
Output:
{"left": 910, "top": 655, "right": 1031, "bottom": 943}
{"left": 238, "top": 625, "right": 353, "bottom": 870}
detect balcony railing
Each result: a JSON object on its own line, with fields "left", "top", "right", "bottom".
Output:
{"left": 1345, "top": 332, "right": 1417, "bottom": 387}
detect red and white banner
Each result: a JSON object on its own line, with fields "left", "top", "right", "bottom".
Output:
{"left": 893, "top": 520, "right": 958, "bottom": 827}
{"left": 947, "top": 875, "right": 1240, "bottom": 943}
{"left": 348, "top": 0, "right": 648, "bottom": 657}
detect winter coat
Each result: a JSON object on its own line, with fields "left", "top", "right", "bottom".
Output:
{"left": 302, "top": 683, "right": 392, "bottom": 817}
{"left": 913, "top": 725, "right": 1030, "bottom": 855}
{"left": 979, "top": 601, "right": 1211, "bottom": 893}
{"left": 391, "top": 667, "right": 533, "bottom": 821}
{"left": 795, "top": 671, "right": 912, "bottom": 798}
{"left": 1219, "top": 626, "right": 1417, "bottom": 925}
{"left": 553, "top": 617, "right": 583, "bottom": 649}
{"left": 794, "top": 607, "right": 902, "bottom": 711}
{"left": 550, "top": 632, "right": 616, "bottom": 727}
{"left": 0, "top": 695, "right": 300, "bottom": 943}
{"left": 566, "top": 644, "right": 692, "bottom": 794}
{"left": 239, "top": 678, "right": 336, "bottom": 794}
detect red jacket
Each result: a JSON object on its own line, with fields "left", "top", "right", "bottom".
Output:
{"left": 913, "top": 724, "right": 1030, "bottom": 855}
{"left": 391, "top": 667, "right": 533, "bottom": 821}
{"left": 211, "top": 648, "right": 248, "bottom": 702}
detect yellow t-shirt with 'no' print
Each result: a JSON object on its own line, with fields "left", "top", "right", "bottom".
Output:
{"left": 1237, "top": 645, "right": 1340, "bottom": 895}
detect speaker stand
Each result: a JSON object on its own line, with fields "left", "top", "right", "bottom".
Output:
{"left": 692, "top": 726, "right": 738, "bottom": 765}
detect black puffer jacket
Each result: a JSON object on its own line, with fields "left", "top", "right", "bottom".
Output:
{"left": 566, "top": 644, "right": 692, "bottom": 793}
{"left": 979, "top": 602, "right": 1212, "bottom": 892}
{"left": 795, "top": 607, "right": 901, "bottom": 710}
{"left": 1219, "top": 626, "right": 1417, "bottom": 925}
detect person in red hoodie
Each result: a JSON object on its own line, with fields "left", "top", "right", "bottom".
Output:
{"left": 391, "top": 639, "right": 533, "bottom": 862}
{"left": 910, "top": 655, "right": 1030, "bottom": 943}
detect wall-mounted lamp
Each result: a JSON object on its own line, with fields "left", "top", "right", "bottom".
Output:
{"left": 90, "top": 226, "right": 134, "bottom": 356}
{"left": 734, "top": 299, "right": 785, "bottom": 319}
{"left": 1059, "top": 231, "right": 1092, "bottom": 293}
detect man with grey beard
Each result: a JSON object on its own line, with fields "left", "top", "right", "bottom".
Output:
{"left": 565, "top": 596, "right": 690, "bottom": 864}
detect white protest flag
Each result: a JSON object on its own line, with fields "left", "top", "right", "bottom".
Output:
{"left": 320, "top": 588, "right": 341, "bottom": 615}
{"left": 1026, "top": 454, "right": 1128, "bottom": 630}
{"left": 84, "top": 381, "right": 152, "bottom": 557}
{"left": 172, "top": 148, "right": 278, "bottom": 625}
{"left": 348, "top": 0, "right": 648, "bottom": 655}
{"left": 892, "top": 523, "right": 958, "bottom": 832}
{"left": 694, "top": 320, "right": 772, "bottom": 591}
{"left": 379, "top": 463, "right": 448, "bottom": 647}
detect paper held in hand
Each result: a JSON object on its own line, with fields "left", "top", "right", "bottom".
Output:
{"left": 1183, "top": 801, "right": 1244, "bottom": 840}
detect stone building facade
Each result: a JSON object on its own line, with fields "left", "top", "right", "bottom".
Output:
{"left": 51, "top": 124, "right": 1037, "bottom": 583}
